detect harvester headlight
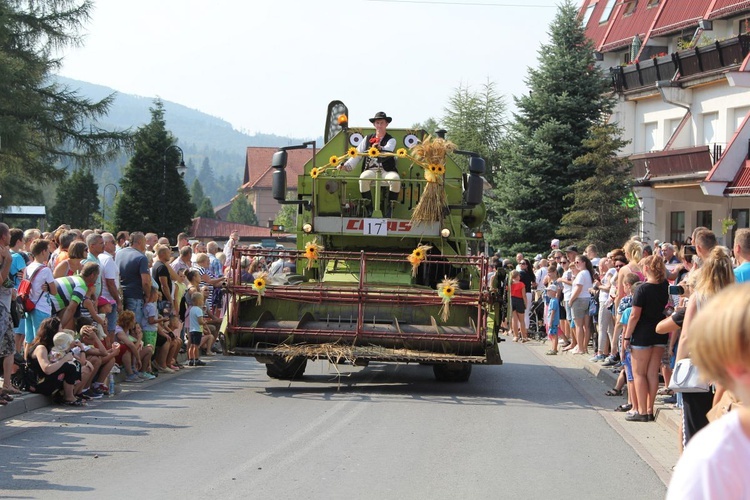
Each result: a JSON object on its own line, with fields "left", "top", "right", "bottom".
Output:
{"left": 303, "top": 223, "right": 313, "bottom": 233}
{"left": 349, "top": 132, "right": 364, "bottom": 147}
{"left": 404, "top": 134, "right": 419, "bottom": 148}
{"left": 441, "top": 228, "right": 451, "bottom": 238}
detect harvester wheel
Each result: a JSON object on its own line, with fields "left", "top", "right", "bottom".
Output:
{"left": 433, "top": 363, "right": 472, "bottom": 382}
{"left": 266, "top": 357, "right": 307, "bottom": 380}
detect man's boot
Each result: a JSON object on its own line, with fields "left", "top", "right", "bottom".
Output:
{"left": 385, "top": 190, "right": 399, "bottom": 218}
{"left": 361, "top": 191, "right": 372, "bottom": 217}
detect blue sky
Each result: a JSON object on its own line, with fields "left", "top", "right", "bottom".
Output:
{"left": 61, "top": 0, "right": 564, "bottom": 138}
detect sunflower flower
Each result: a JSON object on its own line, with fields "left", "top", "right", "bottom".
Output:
{"left": 424, "top": 170, "right": 437, "bottom": 183}
{"left": 396, "top": 148, "right": 408, "bottom": 158}
{"left": 435, "top": 164, "right": 446, "bottom": 175}
{"left": 329, "top": 155, "right": 340, "bottom": 167}
{"left": 251, "top": 272, "right": 269, "bottom": 305}
{"left": 347, "top": 147, "right": 358, "bottom": 158}
{"left": 406, "top": 244, "right": 432, "bottom": 277}
{"left": 304, "top": 239, "right": 324, "bottom": 270}
{"left": 428, "top": 163, "right": 439, "bottom": 173}
{"left": 437, "top": 278, "right": 459, "bottom": 322}
{"left": 310, "top": 167, "right": 321, "bottom": 179}
{"left": 367, "top": 147, "right": 380, "bottom": 158}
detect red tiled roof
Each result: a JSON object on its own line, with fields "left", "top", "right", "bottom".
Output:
{"left": 243, "top": 147, "right": 312, "bottom": 190}
{"left": 584, "top": 1, "right": 750, "bottom": 53}
{"left": 727, "top": 160, "right": 750, "bottom": 195}
{"left": 190, "top": 217, "right": 290, "bottom": 239}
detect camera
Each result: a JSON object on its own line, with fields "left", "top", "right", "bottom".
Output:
{"left": 683, "top": 245, "right": 696, "bottom": 255}
{"left": 668, "top": 285, "right": 684, "bottom": 295}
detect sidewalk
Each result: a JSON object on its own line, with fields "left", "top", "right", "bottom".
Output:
{"left": 0, "top": 353, "right": 196, "bottom": 422}
{"left": 519, "top": 337, "right": 681, "bottom": 431}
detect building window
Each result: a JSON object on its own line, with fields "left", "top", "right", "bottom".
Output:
{"left": 600, "top": 0, "right": 617, "bottom": 23}
{"left": 671, "top": 211, "right": 685, "bottom": 244}
{"left": 740, "top": 18, "right": 750, "bottom": 34}
{"left": 696, "top": 210, "right": 712, "bottom": 230}
{"left": 623, "top": 0, "right": 638, "bottom": 16}
{"left": 581, "top": 3, "right": 596, "bottom": 27}
{"left": 731, "top": 209, "right": 750, "bottom": 243}
{"left": 647, "top": 0, "right": 659, "bottom": 7}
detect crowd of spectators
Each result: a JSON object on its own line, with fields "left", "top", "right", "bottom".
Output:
{"left": 0, "top": 224, "right": 238, "bottom": 406}
{"left": 488, "top": 227, "right": 748, "bottom": 482}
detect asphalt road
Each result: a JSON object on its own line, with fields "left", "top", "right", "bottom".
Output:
{"left": 0, "top": 342, "right": 667, "bottom": 499}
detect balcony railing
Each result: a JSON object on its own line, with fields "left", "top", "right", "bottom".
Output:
{"left": 610, "top": 34, "right": 750, "bottom": 93}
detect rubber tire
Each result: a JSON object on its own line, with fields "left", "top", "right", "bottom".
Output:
{"left": 266, "top": 357, "right": 307, "bottom": 380}
{"left": 433, "top": 363, "right": 472, "bottom": 382}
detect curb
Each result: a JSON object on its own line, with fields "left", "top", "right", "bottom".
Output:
{"left": 0, "top": 352, "right": 198, "bottom": 422}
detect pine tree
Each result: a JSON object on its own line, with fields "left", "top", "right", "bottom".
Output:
{"left": 195, "top": 197, "right": 216, "bottom": 219}
{"left": 49, "top": 167, "right": 100, "bottom": 229}
{"left": 0, "top": 0, "right": 131, "bottom": 207}
{"left": 488, "top": 0, "right": 614, "bottom": 254}
{"left": 113, "top": 100, "right": 195, "bottom": 239}
{"left": 558, "top": 123, "right": 638, "bottom": 250}
{"left": 226, "top": 193, "right": 258, "bottom": 226}
{"left": 198, "top": 157, "right": 217, "bottom": 202}
{"left": 190, "top": 179, "right": 206, "bottom": 209}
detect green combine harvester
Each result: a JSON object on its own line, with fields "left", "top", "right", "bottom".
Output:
{"left": 222, "top": 101, "right": 502, "bottom": 382}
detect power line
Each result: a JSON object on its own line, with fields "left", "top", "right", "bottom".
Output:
{"left": 365, "top": 0, "right": 557, "bottom": 7}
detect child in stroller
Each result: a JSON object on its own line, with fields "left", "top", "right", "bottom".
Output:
{"left": 528, "top": 294, "right": 547, "bottom": 341}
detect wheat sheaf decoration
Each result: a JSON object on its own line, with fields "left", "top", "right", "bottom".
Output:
{"left": 437, "top": 277, "right": 459, "bottom": 323}
{"left": 408, "top": 135, "right": 455, "bottom": 222}
{"left": 406, "top": 244, "right": 432, "bottom": 277}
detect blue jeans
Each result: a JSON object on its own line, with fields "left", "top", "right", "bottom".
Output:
{"left": 124, "top": 298, "right": 145, "bottom": 329}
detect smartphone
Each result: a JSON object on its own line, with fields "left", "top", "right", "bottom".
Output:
{"left": 668, "top": 285, "right": 684, "bottom": 295}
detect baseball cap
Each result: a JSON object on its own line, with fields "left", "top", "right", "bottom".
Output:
{"left": 551, "top": 238, "right": 560, "bottom": 248}
{"left": 97, "top": 296, "right": 115, "bottom": 307}
{"left": 534, "top": 254, "right": 543, "bottom": 261}
{"left": 565, "top": 245, "right": 579, "bottom": 254}
{"left": 546, "top": 283, "right": 558, "bottom": 293}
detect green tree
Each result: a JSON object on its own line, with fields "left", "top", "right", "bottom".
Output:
{"left": 113, "top": 100, "right": 195, "bottom": 239}
{"left": 274, "top": 194, "right": 298, "bottom": 229}
{"left": 195, "top": 197, "right": 216, "bottom": 219}
{"left": 488, "top": 0, "right": 614, "bottom": 254}
{"left": 226, "top": 193, "right": 258, "bottom": 226}
{"left": 442, "top": 80, "right": 505, "bottom": 170}
{"left": 0, "top": 0, "right": 131, "bottom": 208}
{"left": 48, "top": 167, "right": 99, "bottom": 228}
{"left": 190, "top": 178, "right": 206, "bottom": 209}
{"left": 411, "top": 117, "right": 439, "bottom": 135}
{"left": 558, "top": 123, "right": 638, "bottom": 250}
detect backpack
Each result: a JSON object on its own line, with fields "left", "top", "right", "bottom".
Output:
{"left": 18, "top": 264, "right": 44, "bottom": 313}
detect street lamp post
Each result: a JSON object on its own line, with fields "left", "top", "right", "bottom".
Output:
{"left": 163, "top": 145, "right": 187, "bottom": 237}
{"left": 102, "top": 183, "right": 118, "bottom": 229}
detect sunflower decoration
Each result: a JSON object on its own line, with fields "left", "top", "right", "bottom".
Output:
{"left": 406, "top": 244, "right": 432, "bottom": 277}
{"left": 251, "top": 272, "right": 269, "bottom": 305}
{"left": 396, "top": 148, "right": 408, "bottom": 158}
{"left": 437, "top": 277, "right": 459, "bottom": 322}
{"left": 304, "top": 239, "right": 324, "bottom": 270}
{"left": 329, "top": 155, "right": 341, "bottom": 167}
{"left": 367, "top": 146, "right": 380, "bottom": 158}
{"left": 347, "top": 146, "right": 358, "bottom": 158}
{"left": 434, "top": 163, "right": 446, "bottom": 175}
{"left": 310, "top": 167, "right": 322, "bottom": 179}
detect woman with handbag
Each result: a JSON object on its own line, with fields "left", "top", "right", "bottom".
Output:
{"left": 675, "top": 246, "right": 734, "bottom": 446}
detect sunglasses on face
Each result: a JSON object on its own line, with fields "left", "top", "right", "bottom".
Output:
{"left": 615, "top": 264, "right": 624, "bottom": 269}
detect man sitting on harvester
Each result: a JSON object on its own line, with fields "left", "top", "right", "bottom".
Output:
{"left": 338, "top": 111, "right": 401, "bottom": 217}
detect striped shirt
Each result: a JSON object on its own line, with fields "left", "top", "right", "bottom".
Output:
{"left": 50, "top": 275, "right": 90, "bottom": 313}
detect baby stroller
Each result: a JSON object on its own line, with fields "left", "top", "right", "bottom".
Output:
{"left": 528, "top": 296, "right": 547, "bottom": 341}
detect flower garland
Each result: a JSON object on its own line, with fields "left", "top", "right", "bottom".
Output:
{"left": 304, "top": 239, "right": 324, "bottom": 270}
{"left": 252, "top": 272, "right": 268, "bottom": 305}
{"left": 406, "top": 244, "right": 432, "bottom": 277}
{"left": 437, "top": 277, "right": 459, "bottom": 322}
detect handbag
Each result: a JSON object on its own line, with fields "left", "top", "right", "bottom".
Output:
{"left": 668, "top": 358, "right": 710, "bottom": 393}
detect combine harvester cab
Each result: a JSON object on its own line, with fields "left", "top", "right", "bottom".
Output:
{"left": 223, "top": 101, "right": 501, "bottom": 382}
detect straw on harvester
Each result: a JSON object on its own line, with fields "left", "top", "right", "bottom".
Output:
{"left": 409, "top": 135, "right": 456, "bottom": 222}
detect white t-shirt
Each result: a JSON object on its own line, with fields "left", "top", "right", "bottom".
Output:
{"left": 573, "top": 269, "right": 593, "bottom": 300}
{"left": 667, "top": 410, "right": 750, "bottom": 499}
{"left": 562, "top": 269, "right": 574, "bottom": 302}
{"left": 25, "top": 261, "right": 56, "bottom": 315}
{"left": 599, "top": 268, "right": 617, "bottom": 303}
{"left": 98, "top": 251, "right": 120, "bottom": 303}
{"left": 535, "top": 267, "right": 548, "bottom": 292}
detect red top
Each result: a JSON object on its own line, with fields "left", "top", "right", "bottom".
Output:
{"left": 511, "top": 281, "right": 525, "bottom": 299}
